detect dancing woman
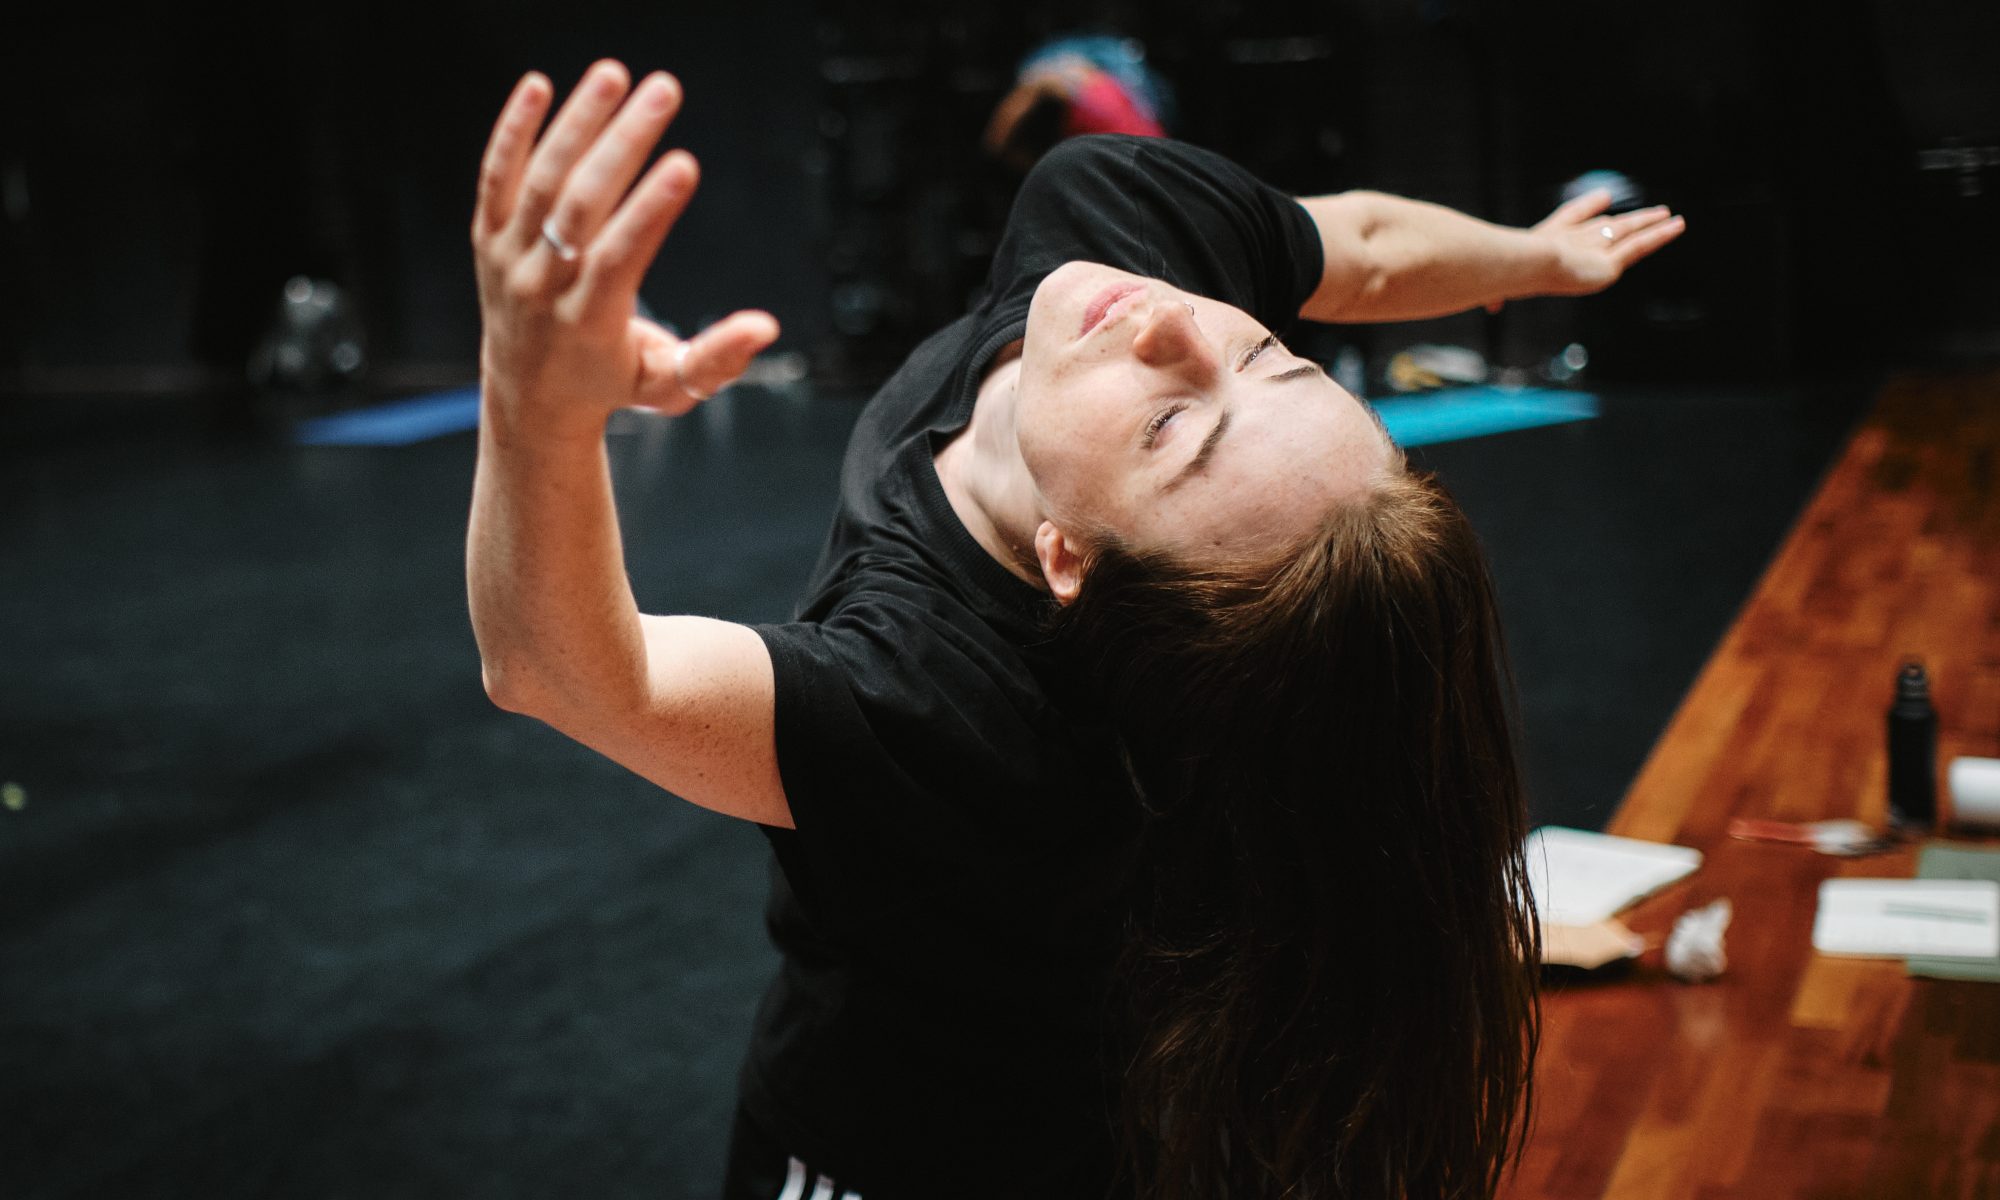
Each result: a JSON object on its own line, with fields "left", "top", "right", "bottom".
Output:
{"left": 466, "top": 61, "right": 1684, "bottom": 1200}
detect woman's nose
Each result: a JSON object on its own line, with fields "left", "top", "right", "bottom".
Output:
{"left": 1132, "top": 298, "right": 1219, "bottom": 378}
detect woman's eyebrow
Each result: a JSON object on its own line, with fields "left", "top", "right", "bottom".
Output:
{"left": 1162, "top": 409, "right": 1232, "bottom": 493}
{"left": 1256, "top": 337, "right": 1323, "bottom": 385}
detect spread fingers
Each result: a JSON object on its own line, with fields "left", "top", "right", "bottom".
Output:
{"left": 537, "top": 72, "right": 684, "bottom": 269}
{"left": 1611, "top": 213, "right": 1688, "bottom": 267}
{"left": 508, "top": 60, "right": 633, "bottom": 252}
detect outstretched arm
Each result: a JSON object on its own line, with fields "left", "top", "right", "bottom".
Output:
{"left": 466, "top": 61, "right": 792, "bottom": 827}
{"left": 1298, "top": 188, "right": 1686, "bottom": 324}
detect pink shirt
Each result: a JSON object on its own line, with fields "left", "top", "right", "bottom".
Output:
{"left": 1060, "top": 72, "right": 1164, "bottom": 139}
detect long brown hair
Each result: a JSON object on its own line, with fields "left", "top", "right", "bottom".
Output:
{"left": 1051, "top": 461, "right": 1539, "bottom": 1200}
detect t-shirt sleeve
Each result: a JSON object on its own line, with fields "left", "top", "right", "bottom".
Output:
{"left": 990, "top": 134, "right": 1325, "bottom": 331}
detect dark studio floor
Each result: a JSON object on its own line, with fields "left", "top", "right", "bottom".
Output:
{"left": 0, "top": 364, "right": 1873, "bottom": 1197}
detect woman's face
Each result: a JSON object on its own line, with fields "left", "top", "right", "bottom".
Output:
{"left": 1017, "top": 261, "right": 1394, "bottom": 565}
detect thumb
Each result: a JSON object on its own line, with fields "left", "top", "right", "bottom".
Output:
{"left": 688, "top": 310, "right": 782, "bottom": 390}
{"left": 634, "top": 310, "right": 781, "bottom": 411}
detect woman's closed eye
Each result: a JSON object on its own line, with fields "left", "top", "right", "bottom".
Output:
{"left": 1241, "top": 334, "right": 1324, "bottom": 385}
{"left": 1142, "top": 403, "right": 1188, "bottom": 449}
{"left": 1237, "top": 334, "right": 1277, "bottom": 371}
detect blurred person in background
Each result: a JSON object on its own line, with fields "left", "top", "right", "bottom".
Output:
{"left": 983, "top": 34, "right": 1170, "bottom": 171}
{"left": 467, "top": 60, "right": 1681, "bottom": 1200}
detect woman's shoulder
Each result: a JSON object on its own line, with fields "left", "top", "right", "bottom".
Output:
{"left": 994, "top": 135, "right": 1321, "bottom": 323}
{"left": 792, "top": 562, "right": 1042, "bottom": 683}
{"left": 1017, "top": 133, "right": 1268, "bottom": 210}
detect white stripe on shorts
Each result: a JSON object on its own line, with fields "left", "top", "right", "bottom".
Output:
{"left": 772, "top": 1153, "right": 861, "bottom": 1200}
{"left": 775, "top": 1157, "right": 807, "bottom": 1200}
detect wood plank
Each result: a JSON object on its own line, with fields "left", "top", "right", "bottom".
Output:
{"left": 1504, "top": 369, "right": 2000, "bottom": 1199}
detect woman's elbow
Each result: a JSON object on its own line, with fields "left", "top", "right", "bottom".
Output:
{"left": 481, "top": 659, "right": 547, "bottom": 716}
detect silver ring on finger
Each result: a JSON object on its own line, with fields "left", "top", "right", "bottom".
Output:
{"left": 540, "top": 219, "right": 581, "bottom": 263}
{"left": 675, "top": 342, "right": 713, "bottom": 402}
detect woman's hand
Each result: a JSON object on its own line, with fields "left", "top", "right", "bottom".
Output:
{"left": 1523, "top": 188, "right": 1687, "bottom": 301}
{"left": 471, "top": 61, "right": 779, "bottom": 435}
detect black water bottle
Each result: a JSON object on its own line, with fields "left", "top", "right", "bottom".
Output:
{"left": 1887, "top": 660, "right": 1938, "bottom": 831}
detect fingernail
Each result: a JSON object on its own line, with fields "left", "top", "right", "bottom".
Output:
{"left": 644, "top": 74, "right": 675, "bottom": 112}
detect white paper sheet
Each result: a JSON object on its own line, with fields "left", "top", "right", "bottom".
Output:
{"left": 1524, "top": 826, "right": 1704, "bottom": 926}
{"left": 1812, "top": 878, "right": 2000, "bottom": 959}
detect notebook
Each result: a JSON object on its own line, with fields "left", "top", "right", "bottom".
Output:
{"left": 1812, "top": 877, "right": 2000, "bottom": 960}
{"left": 1524, "top": 826, "right": 1704, "bottom": 926}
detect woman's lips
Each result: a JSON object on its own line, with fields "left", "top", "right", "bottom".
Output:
{"left": 1078, "top": 282, "right": 1144, "bottom": 338}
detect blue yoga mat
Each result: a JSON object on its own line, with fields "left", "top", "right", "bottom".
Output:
{"left": 1374, "top": 386, "right": 1600, "bottom": 448}
{"left": 292, "top": 387, "right": 483, "bottom": 447}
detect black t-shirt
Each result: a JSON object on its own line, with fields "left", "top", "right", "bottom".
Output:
{"left": 746, "top": 135, "right": 1324, "bottom": 1197}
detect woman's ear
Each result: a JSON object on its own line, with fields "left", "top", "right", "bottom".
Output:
{"left": 1035, "top": 520, "right": 1086, "bottom": 604}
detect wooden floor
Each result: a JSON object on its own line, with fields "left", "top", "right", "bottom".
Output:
{"left": 1502, "top": 369, "right": 2000, "bottom": 1200}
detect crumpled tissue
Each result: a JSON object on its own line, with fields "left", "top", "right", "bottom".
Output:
{"left": 1665, "top": 897, "right": 1733, "bottom": 983}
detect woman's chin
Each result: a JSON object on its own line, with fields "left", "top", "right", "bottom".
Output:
{"left": 1029, "top": 262, "right": 1131, "bottom": 354}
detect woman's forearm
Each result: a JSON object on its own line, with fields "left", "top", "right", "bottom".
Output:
{"left": 466, "top": 396, "right": 647, "bottom": 721}
{"left": 463, "top": 62, "right": 778, "bottom": 730}
{"left": 1299, "top": 191, "right": 1556, "bottom": 323}
{"left": 1301, "top": 186, "right": 1686, "bottom": 324}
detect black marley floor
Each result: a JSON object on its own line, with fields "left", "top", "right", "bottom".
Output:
{"left": 1, "top": 370, "right": 1869, "bottom": 1197}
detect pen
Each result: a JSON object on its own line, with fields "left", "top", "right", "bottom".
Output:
{"left": 1881, "top": 903, "right": 1993, "bottom": 924}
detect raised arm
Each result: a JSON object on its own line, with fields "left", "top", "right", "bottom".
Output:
{"left": 1297, "top": 187, "right": 1685, "bottom": 324}
{"left": 466, "top": 61, "right": 793, "bottom": 827}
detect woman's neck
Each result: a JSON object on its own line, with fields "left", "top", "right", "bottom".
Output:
{"left": 934, "top": 340, "right": 1047, "bottom": 588}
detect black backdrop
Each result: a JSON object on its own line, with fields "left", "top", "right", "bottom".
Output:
{"left": 3, "top": 0, "right": 1994, "bottom": 411}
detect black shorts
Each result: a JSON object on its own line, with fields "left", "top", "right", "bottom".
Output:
{"left": 722, "top": 1102, "right": 866, "bottom": 1200}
